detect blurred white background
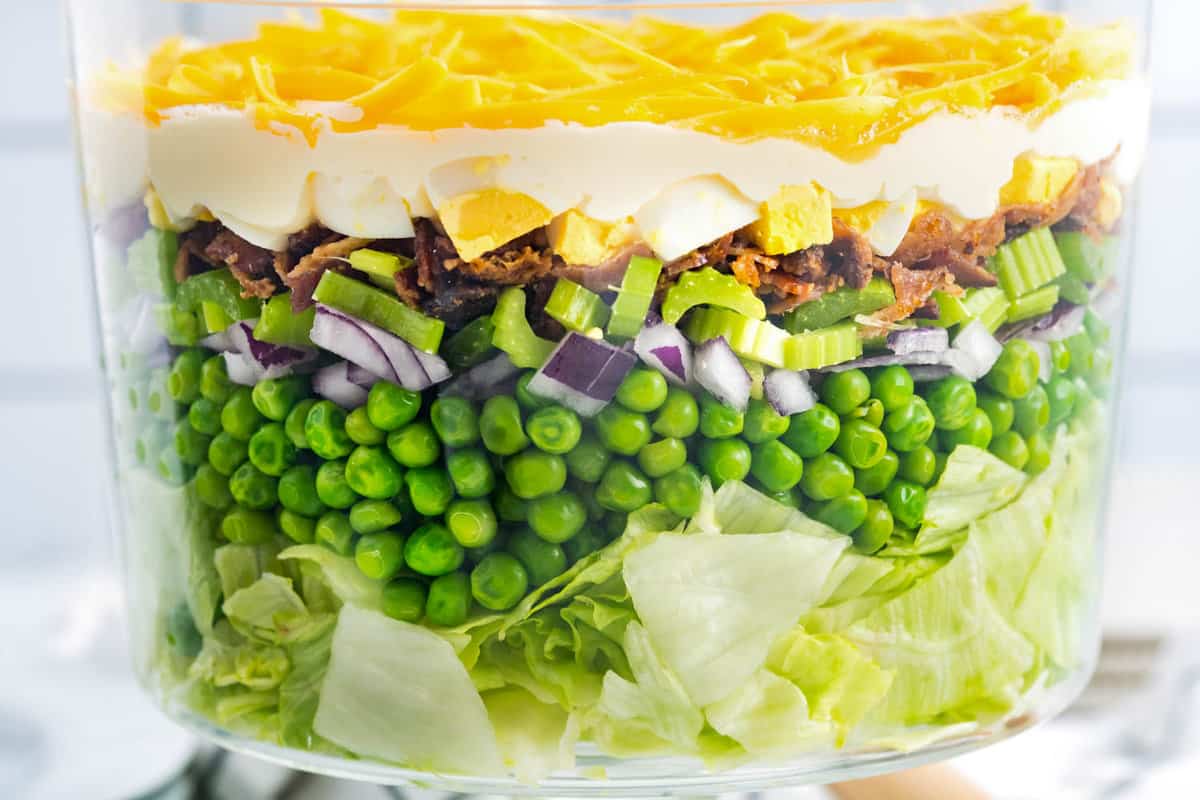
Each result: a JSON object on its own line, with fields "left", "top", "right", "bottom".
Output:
{"left": 0, "top": 1, "right": 1196, "bottom": 798}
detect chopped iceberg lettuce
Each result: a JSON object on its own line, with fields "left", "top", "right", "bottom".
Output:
{"left": 279, "top": 545, "right": 385, "bottom": 611}
{"left": 705, "top": 670, "right": 834, "bottom": 757}
{"left": 483, "top": 687, "right": 578, "bottom": 783}
{"left": 911, "top": 445, "right": 1028, "bottom": 553}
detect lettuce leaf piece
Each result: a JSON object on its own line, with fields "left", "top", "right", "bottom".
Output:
{"left": 767, "top": 630, "right": 893, "bottom": 742}
{"left": 821, "top": 552, "right": 896, "bottom": 606}
{"left": 223, "top": 573, "right": 316, "bottom": 644}
{"left": 845, "top": 538, "right": 1035, "bottom": 724}
{"left": 190, "top": 620, "right": 291, "bottom": 691}
{"left": 802, "top": 553, "right": 950, "bottom": 634}
{"left": 686, "top": 479, "right": 845, "bottom": 540}
{"left": 705, "top": 670, "right": 834, "bottom": 757}
{"left": 183, "top": 492, "right": 223, "bottom": 637}
{"left": 214, "top": 542, "right": 282, "bottom": 600}
{"left": 473, "top": 611, "right": 605, "bottom": 709}
{"left": 592, "top": 621, "right": 703, "bottom": 753}
{"left": 483, "top": 687, "right": 577, "bottom": 783}
{"left": 278, "top": 617, "right": 338, "bottom": 751}
{"left": 278, "top": 545, "right": 385, "bottom": 611}
{"left": 624, "top": 530, "right": 848, "bottom": 706}
{"left": 314, "top": 605, "right": 504, "bottom": 776}
{"left": 912, "top": 446, "right": 1027, "bottom": 553}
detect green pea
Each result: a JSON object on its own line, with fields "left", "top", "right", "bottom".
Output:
{"left": 933, "top": 452, "right": 949, "bottom": 483}
{"left": 854, "top": 450, "right": 900, "bottom": 497}
{"left": 750, "top": 440, "right": 804, "bottom": 493}
{"left": 366, "top": 381, "right": 422, "bottom": 431}
{"left": 699, "top": 395, "right": 744, "bottom": 439}
{"left": 813, "top": 489, "right": 869, "bottom": 534}
{"left": 506, "top": 450, "right": 567, "bottom": 500}
{"left": 248, "top": 422, "right": 297, "bottom": 476}
{"left": 527, "top": 491, "right": 587, "bottom": 543}
{"left": 405, "top": 468, "right": 455, "bottom": 516}
{"left": 652, "top": 388, "right": 700, "bottom": 439}
{"left": 465, "top": 534, "right": 504, "bottom": 565}
{"left": 616, "top": 367, "right": 669, "bottom": 413}
{"left": 446, "top": 448, "right": 495, "bottom": 499}
{"left": 382, "top": 578, "right": 427, "bottom": 623}
{"left": 251, "top": 376, "right": 308, "bottom": 422}
{"left": 345, "top": 406, "right": 386, "bottom": 446}
{"left": 1065, "top": 333, "right": 1095, "bottom": 380}
{"left": 871, "top": 366, "right": 915, "bottom": 412}
{"left": 305, "top": 400, "right": 354, "bottom": 460}
{"left": 385, "top": 420, "right": 441, "bottom": 471}
{"left": 404, "top": 522, "right": 464, "bottom": 576}
{"left": 194, "top": 464, "right": 233, "bottom": 510}
{"left": 565, "top": 434, "right": 611, "bottom": 483}
{"left": 221, "top": 387, "right": 265, "bottom": 442}
{"left": 637, "top": 438, "right": 688, "bottom": 479}
{"left": 188, "top": 397, "right": 223, "bottom": 436}
{"left": 471, "top": 553, "right": 529, "bottom": 611}
{"left": 277, "top": 465, "right": 325, "bottom": 517}
{"left": 820, "top": 369, "right": 871, "bottom": 415}
{"left": 315, "top": 460, "right": 359, "bottom": 509}
{"left": 352, "top": 532, "right": 405, "bottom": 581}
{"left": 986, "top": 339, "right": 1040, "bottom": 400}
{"left": 1050, "top": 340, "right": 1072, "bottom": 374}
{"left": 743, "top": 398, "right": 790, "bottom": 444}
{"left": 135, "top": 423, "right": 169, "bottom": 467}
{"left": 654, "top": 464, "right": 704, "bottom": 518}
{"left": 1026, "top": 432, "right": 1052, "bottom": 475}
{"left": 989, "top": 431, "right": 1030, "bottom": 470}
{"left": 766, "top": 488, "right": 801, "bottom": 508}
{"left": 1013, "top": 385, "right": 1050, "bottom": 437}
{"left": 277, "top": 508, "right": 316, "bottom": 544}
{"left": 564, "top": 526, "right": 611, "bottom": 563}
{"left": 596, "top": 405, "right": 652, "bottom": 455}
{"left": 781, "top": 404, "right": 840, "bottom": 458}
{"left": 349, "top": 498, "right": 404, "bottom": 534}
{"left": 173, "top": 420, "right": 212, "bottom": 467}
{"left": 835, "top": 419, "right": 888, "bottom": 469}
{"left": 1045, "top": 376, "right": 1078, "bottom": 427}
{"left": 526, "top": 405, "right": 583, "bottom": 455}
{"left": 799, "top": 452, "right": 855, "bottom": 501}
{"left": 882, "top": 397, "right": 936, "bottom": 452}
{"left": 515, "top": 371, "right": 550, "bottom": 411}
{"left": 208, "top": 432, "right": 249, "bottom": 477}
{"left": 507, "top": 527, "right": 567, "bottom": 586}
{"left": 155, "top": 447, "right": 191, "bottom": 486}
{"left": 698, "top": 438, "right": 752, "bottom": 487}
{"left": 229, "top": 462, "right": 278, "bottom": 511}
{"left": 596, "top": 461, "right": 654, "bottom": 512}
{"left": 480, "top": 396, "right": 530, "bottom": 456}
{"left": 200, "top": 354, "right": 233, "bottom": 404}
{"left": 579, "top": 484, "right": 607, "bottom": 520}
{"left": 343, "top": 445, "right": 404, "bottom": 500}
{"left": 924, "top": 376, "right": 978, "bottom": 431}
{"left": 146, "top": 368, "right": 177, "bottom": 421}
{"left": 494, "top": 486, "right": 528, "bottom": 523}
{"left": 853, "top": 500, "right": 894, "bottom": 554}
{"left": 940, "top": 408, "right": 994, "bottom": 451}
{"left": 167, "top": 349, "right": 205, "bottom": 404}
{"left": 221, "top": 508, "right": 275, "bottom": 545}
{"left": 284, "top": 399, "right": 318, "bottom": 449}
{"left": 897, "top": 446, "right": 937, "bottom": 486}
{"left": 425, "top": 572, "right": 471, "bottom": 627}
{"left": 883, "top": 480, "right": 927, "bottom": 529}
{"left": 446, "top": 499, "right": 499, "bottom": 548}
{"left": 849, "top": 398, "right": 886, "bottom": 428}
{"left": 430, "top": 396, "right": 480, "bottom": 448}
{"left": 977, "top": 393, "right": 1015, "bottom": 435}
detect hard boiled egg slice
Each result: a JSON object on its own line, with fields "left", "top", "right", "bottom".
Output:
{"left": 314, "top": 173, "right": 415, "bottom": 240}
{"left": 635, "top": 175, "right": 759, "bottom": 262}
{"left": 835, "top": 191, "right": 918, "bottom": 257}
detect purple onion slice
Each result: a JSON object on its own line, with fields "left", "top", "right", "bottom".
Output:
{"left": 693, "top": 337, "right": 751, "bottom": 412}
{"left": 634, "top": 319, "right": 692, "bottom": 385}
{"left": 887, "top": 327, "right": 949, "bottom": 356}
{"left": 313, "top": 362, "right": 369, "bottom": 409}
{"left": 527, "top": 333, "right": 637, "bottom": 417}
{"left": 763, "top": 369, "right": 816, "bottom": 416}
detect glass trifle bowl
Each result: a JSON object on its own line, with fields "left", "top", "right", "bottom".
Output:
{"left": 66, "top": 0, "right": 1150, "bottom": 793}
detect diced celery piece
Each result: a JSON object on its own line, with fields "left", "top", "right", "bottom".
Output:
{"left": 200, "top": 301, "right": 234, "bottom": 334}
{"left": 254, "top": 292, "right": 316, "bottom": 347}
{"left": 545, "top": 279, "right": 611, "bottom": 333}
{"left": 1007, "top": 285, "right": 1060, "bottom": 323}
{"left": 960, "top": 287, "right": 1010, "bottom": 333}
{"left": 441, "top": 315, "right": 497, "bottom": 370}
{"left": 176, "top": 269, "right": 262, "bottom": 322}
{"left": 661, "top": 267, "right": 766, "bottom": 325}
{"left": 349, "top": 248, "right": 413, "bottom": 281}
{"left": 784, "top": 323, "right": 862, "bottom": 370}
{"left": 491, "top": 288, "right": 556, "bottom": 368}
{"left": 1053, "top": 273, "right": 1090, "bottom": 305}
{"left": 992, "top": 227, "right": 1066, "bottom": 300}
{"left": 685, "top": 307, "right": 789, "bottom": 368}
{"left": 314, "top": 270, "right": 445, "bottom": 353}
{"left": 607, "top": 256, "right": 663, "bottom": 339}
{"left": 781, "top": 278, "right": 895, "bottom": 333}
{"left": 928, "top": 291, "right": 969, "bottom": 328}
{"left": 1055, "top": 232, "right": 1117, "bottom": 284}
{"left": 127, "top": 228, "right": 179, "bottom": 299}
{"left": 155, "top": 304, "right": 201, "bottom": 346}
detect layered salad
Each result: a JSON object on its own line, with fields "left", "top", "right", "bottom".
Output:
{"left": 81, "top": 5, "right": 1147, "bottom": 782}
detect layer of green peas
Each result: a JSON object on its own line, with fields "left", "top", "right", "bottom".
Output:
{"left": 143, "top": 312, "right": 1111, "bottom": 625}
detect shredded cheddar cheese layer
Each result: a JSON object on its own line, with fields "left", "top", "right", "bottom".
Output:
{"left": 95, "top": 4, "right": 1133, "bottom": 159}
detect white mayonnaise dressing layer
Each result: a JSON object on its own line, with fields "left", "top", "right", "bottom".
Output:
{"left": 81, "top": 79, "right": 1150, "bottom": 255}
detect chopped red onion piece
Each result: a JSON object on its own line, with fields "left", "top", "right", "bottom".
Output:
{"left": 634, "top": 319, "right": 692, "bottom": 385}
{"left": 1025, "top": 305, "right": 1086, "bottom": 343}
{"left": 222, "top": 351, "right": 262, "bottom": 386}
{"left": 822, "top": 351, "right": 948, "bottom": 373}
{"left": 763, "top": 370, "right": 816, "bottom": 416}
{"left": 887, "top": 327, "right": 949, "bottom": 356}
{"left": 346, "top": 363, "right": 383, "bottom": 389}
{"left": 908, "top": 365, "right": 954, "bottom": 382}
{"left": 527, "top": 333, "right": 637, "bottom": 417}
{"left": 313, "top": 362, "right": 369, "bottom": 409}
{"left": 948, "top": 320, "right": 1003, "bottom": 381}
{"left": 412, "top": 347, "right": 452, "bottom": 385}
{"left": 440, "top": 352, "right": 521, "bottom": 400}
{"left": 199, "top": 329, "right": 236, "bottom": 353}
{"left": 312, "top": 304, "right": 442, "bottom": 391}
{"left": 694, "top": 337, "right": 751, "bottom": 412}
